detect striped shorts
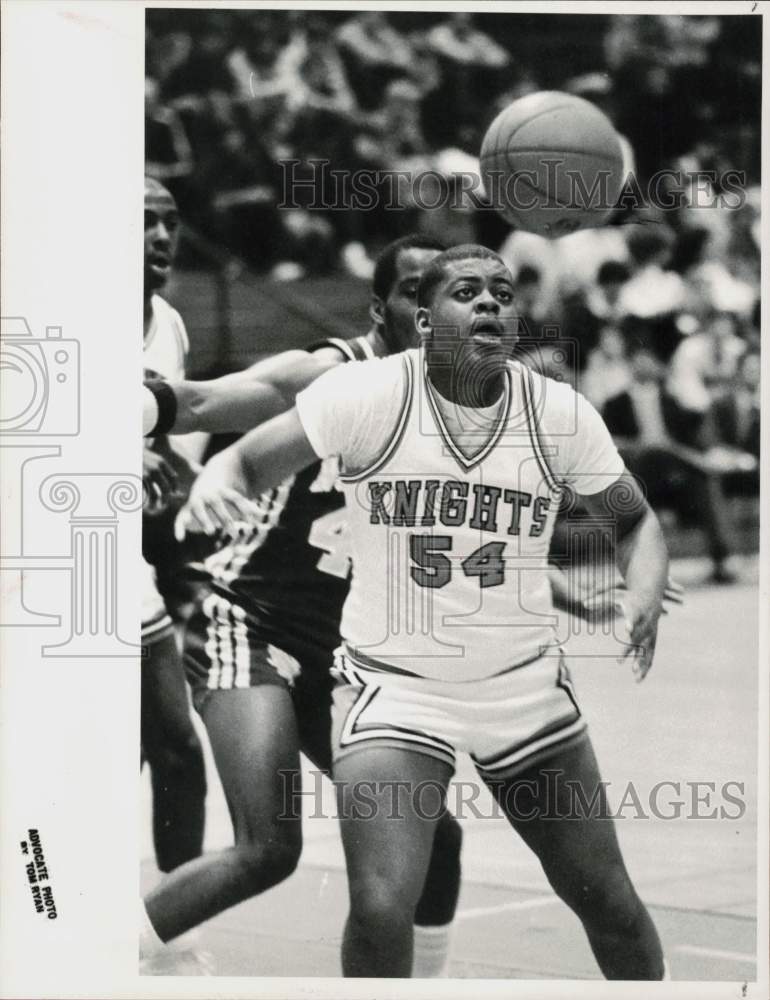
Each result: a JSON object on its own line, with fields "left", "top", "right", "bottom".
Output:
{"left": 331, "top": 644, "right": 587, "bottom": 780}
{"left": 183, "top": 590, "right": 334, "bottom": 715}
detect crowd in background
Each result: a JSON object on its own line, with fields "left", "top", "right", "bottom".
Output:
{"left": 145, "top": 10, "right": 761, "bottom": 578}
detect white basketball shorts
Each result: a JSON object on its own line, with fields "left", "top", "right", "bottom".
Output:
{"left": 331, "top": 643, "right": 588, "bottom": 780}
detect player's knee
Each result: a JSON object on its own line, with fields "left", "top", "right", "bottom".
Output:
{"left": 234, "top": 830, "right": 302, "bottom": 889}
{"left": 348, "top": 873, "right": 416, "bottom": 931}
{"left": 148, "top": 733, "right": 206, "bottom": 788}
{"left": 550, "top": 862, "right": 642, "bottom": 929}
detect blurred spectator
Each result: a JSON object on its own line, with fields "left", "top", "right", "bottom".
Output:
{"left": 227, "top": 26, "right": 295, "bottom": 110}
{"left": 711, "top": 348, "right": 761, "bottom": 498}
{"left": 554, "top": 226, "right": 630, "bottom": 297}
{"left": 354, "top": 79, "right": 430, "bottom": 165}
{"left": 713, "top": 349, "right": 761, "bottom": 459}
{"left": 562, "top": 260, "right": 631, "bottom": 369}
{"left": 580, "top": 325, "right": 631, "bottom": 410}
{"left": 618, "top": 226, "right": 688, "bottom": 319}
{"left": 673, "top": 225, "right": 758, "bottom": 321}
{"left": 351, "top": 79, "right": 432, "bottom": 256}
{"left": 287, "top": 16, "right": 356, "bottom": 122}
{"left": 425, "top": 13, "right": 511, "bottom": 148}
{"left": 426, "top": 12, "right": 511, "bottom": 69}
{"left": 602, "top": 342, "right": 737, "bottom": 582}
{"left": 512, "top": 266, "right": 573, "bottom": 384}
{"left": 402, "top": 28, "right": 443, "bottom": 100}
{"left": 514, "top": 266, "right": 549, "bottom": 337}
{"left": 145, "top": 77, "right": 194, "bottom": 184}
{"left": 204, "top": 127, "right": 281, "bottom": 268}
{"left": 147, "top": 30, "right": 194, "bottom": 90}
{"left": 498, "top": 230, "right": 561, "bottom": 321}
{"left": 666, "top": 310, "right": 747, "bottom": 423}
{"left": 336, "top": 12, "right": 413, "bottom": 109}
{"left": 417, "top": 148, "right": 480, "bottom": 247}
{"left": 162, "top": 21, "right": 235, "bottom": 104}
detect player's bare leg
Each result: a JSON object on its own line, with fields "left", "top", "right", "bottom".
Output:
{"left": 141, "top": 633, "right": 206, "bottom": 872}
{"left": 480, "top": 735, "right": 665, "bottom": 980}
{"left": 334, "top": 747, "right": 454, "bottom": 977}
{"left": 144, "top": 686, "right": 303, "bottom": 941}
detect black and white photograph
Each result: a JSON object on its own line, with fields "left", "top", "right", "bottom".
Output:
{"left": 1, "top": 2, "right": 767, "bottom": 996}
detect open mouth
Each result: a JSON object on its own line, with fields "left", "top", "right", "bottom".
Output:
{"left": 149, "top": 256, "right": 171, "bottom": 275}
{"left": 471, "top": 319, "right": 505, "bottom": 343}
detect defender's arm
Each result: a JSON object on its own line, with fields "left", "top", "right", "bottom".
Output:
{"left": 144, "top": 349, "right": 339, "bottom": 436}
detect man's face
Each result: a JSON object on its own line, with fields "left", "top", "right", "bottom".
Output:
{"left": 380, "top": 247, "right": 443, "bottom": 352}
{"left": 417, "top": 257, "right": 518, "bottom": 370}
{"left": 144, "top": 185, "right": 180, "bottom": 294}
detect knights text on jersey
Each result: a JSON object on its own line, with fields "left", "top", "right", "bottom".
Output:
{"left": 295, "top": 347, "right": 625, "bottom": 683}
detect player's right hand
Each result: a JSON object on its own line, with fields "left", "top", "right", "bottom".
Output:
{"left": 174, "top": 472, "right": 263, "bottom": 541}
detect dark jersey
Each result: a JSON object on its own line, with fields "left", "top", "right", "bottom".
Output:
{"left": 191, "top": 336, "right": 374, "bottom": 660}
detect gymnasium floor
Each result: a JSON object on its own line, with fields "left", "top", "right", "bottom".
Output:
{"left": 140, "top": 555, "right": 760, "bottom": 982}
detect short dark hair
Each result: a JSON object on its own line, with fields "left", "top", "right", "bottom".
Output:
{"left": 372, "top": 235, "right": 448, "bottom": 301}
{"left": 417, "top": 244, "right": 506, "bottom": 308}
{"left": 597, "top": 260, "right": 630, "bottom": 286}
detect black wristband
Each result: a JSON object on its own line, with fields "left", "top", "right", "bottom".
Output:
{"left": 145, "top": 379, "right": 178, "bottom": 435}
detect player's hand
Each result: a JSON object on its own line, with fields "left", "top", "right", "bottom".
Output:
{"left": 174, "top": 472, "right": 263, "bottom": 541}
{"left": 580, "top": 577, "right": 684, "bottom": 622}
{"left": 143, "top": 445, "right": 179, "bottom": 514}
{"left": 610, "top": 590, "right": 664, "bottom": 683}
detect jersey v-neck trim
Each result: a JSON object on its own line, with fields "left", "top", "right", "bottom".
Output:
{"left": 424, "top": 358, "right": 512, "bottom": 472}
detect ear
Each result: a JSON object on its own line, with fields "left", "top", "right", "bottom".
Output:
{"left": 415, "top": 306, "right": 432, "bottom": 337}
{"left": 369, "top": 295, "right": 385, "bottom": 328}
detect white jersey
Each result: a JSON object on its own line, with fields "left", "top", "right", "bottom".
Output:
{"left": 296, "top": 347, "right": 624, "bottom": 683}
{"left": 141, "top": 293, "right": 195, "bottom": 636}
{"left": 143, "top": 293, "right": 206, "bottom": 465}
{"left": 143, "top": 293, "right": 189, "bottom": 383}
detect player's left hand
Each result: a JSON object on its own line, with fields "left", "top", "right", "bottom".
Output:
{"left": 580, "top": 577, "right": 683, "bottom": 622}
{"left": 611, "top": 591, "right": 664, "bottom": 683}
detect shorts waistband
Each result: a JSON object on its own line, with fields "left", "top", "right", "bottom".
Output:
{"left": 340, "top": 642, "right": 562, "bottom": 683}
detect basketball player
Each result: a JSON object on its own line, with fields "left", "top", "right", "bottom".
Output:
{"left": 141, "top": 235, "right": 464, "bottom": 979}
{"left": 179, "top": 245, "right": 670, "bottom": 980}
{"left": 142, "top": 177, "right": 207, "bottom": 874}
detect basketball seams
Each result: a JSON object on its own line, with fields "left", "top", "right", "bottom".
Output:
{"left": 483, "top": 102, "right": 579, "bottom": 147}
{"left": 479, "top": 91, "right": 624, "bottom": 233}
{"left": 502, "top": 172, "right": 570, "bottom": 211}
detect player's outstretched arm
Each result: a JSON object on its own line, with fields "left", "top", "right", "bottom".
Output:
{"left": 175, "top": 407, "right": 318, "bottom": 540}
{"left": 144, "top": 350, "right": 338, "bottom": 436}
{"left": 581, "top": 471, "right": 669, "bottom": 681}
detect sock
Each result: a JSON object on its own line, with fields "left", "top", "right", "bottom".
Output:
{"left": 412, "top": 922, "right": 453, "bottom": 978}
{"left": 662, "top": 958, "right": 671, "bottom": 981}
{"left": 139, "top": 900, "right": 165, "bottom": 960}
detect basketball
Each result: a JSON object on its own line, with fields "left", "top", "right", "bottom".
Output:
{"left": 480, "top": 91, "right": 625, "bottom": 238}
